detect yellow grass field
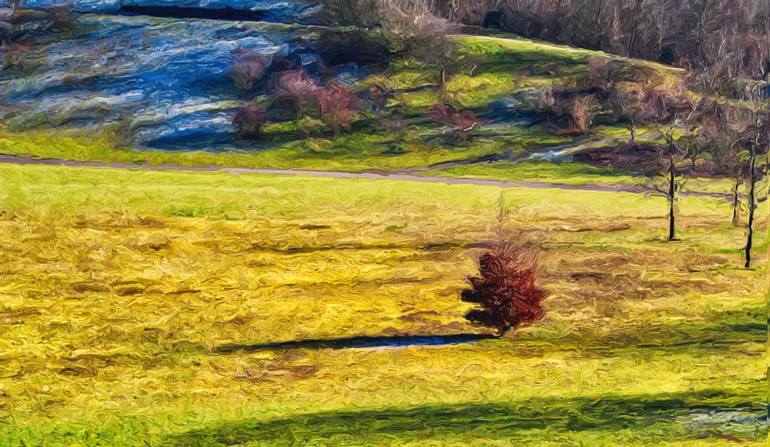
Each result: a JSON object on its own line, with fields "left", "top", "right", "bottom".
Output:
{"left": 0, "top": 163, "right": 766, "bottom": 446}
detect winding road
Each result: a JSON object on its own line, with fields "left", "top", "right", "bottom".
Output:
{"left": 0, "top": 153, "right": 733, "bottom": 200}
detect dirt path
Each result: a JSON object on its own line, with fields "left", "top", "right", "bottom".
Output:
{"left": 0, "top": 153, "right": 730, "bottom": 199}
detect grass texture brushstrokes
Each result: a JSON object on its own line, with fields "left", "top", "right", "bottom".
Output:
{"left": 0, "top": 164, "right": 765, "bottom": 445}
{"left": 0, "top": 3, "right": 767, "bottom": 445}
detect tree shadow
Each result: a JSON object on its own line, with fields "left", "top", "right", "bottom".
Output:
{"left": 162, "top": 388, "right": 765, "bottom": 446}
{"left": 246, "top": 240, "right": 490, "bottom": 254}
{"left": 215, "top": 333, "right": 498, "bottom": 353}
{"left": 213, "top": 307, "right": 765, "bottom": 355}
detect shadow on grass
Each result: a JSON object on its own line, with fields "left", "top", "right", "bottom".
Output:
{"left": 214, "top": 307, "right": 765, "bottom": 355}
{"left": 518, "top": 306, "right": 767, "bottom": 359}
{"left": 578, "top": 307, "right": 767, "bottom": 351}
{"left": 246, "top": 240, "right": 490, "bottom": 254}
{"left": 215, "top": 333, "right": 498, "bottom": 353}
{"left": 162, "top": 388, "right": 765, "bottom": 446}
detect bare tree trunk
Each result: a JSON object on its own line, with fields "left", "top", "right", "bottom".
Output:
{"left": 667, "top": 153, "right": 676, "bottom": 241}
{"left": 732, "top": 175, "right": 741, "bottom": 226}
{"left": 629, "top": 120, "right": 636, "bottom": 144}
{"left": 744, "top": 148, "right": 756, "bottom": 268}
{"left": 439, "top": 66, "right": 447, "bottom": 100}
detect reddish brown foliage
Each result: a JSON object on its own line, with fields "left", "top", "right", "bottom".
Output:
{"left": 274, "top": 69, "right": 320, "bottom": 118}
{"left": 430, "top": 104, "right": 483, "bottom": 130}
{"left": 534, "top": 88, "right": 598, "bottom": 135}
{"left": 49, "top": 4, "right": 75, "bottom": 31}
{"left": 638, "top": 89, "right": 691, "bottom": 123}
{"left": 1, "top": 42, "right": 30, "bottom": 69}
{"left": 561, "top": 95, "right": 596, "bottom": 134}
{"left": 430, "top": 104, "right": 486, "bottom": 142}
{"left": 232, "top": 106, "right": 268, "bottom": 138}
{"left": 277, "top": 69, "right": 319, "bottom": 98}
{"left": 462, "top": 244, "right": 547, "bottom": 336}
{"left": 318, "top": 83, "right": 359, "bottom": 133}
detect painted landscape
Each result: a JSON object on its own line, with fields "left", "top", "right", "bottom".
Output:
{"left": 0, "top": 0, "right": 767, "bottom": 445}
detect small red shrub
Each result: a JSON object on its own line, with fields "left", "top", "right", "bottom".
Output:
{"left": 430, "top": 104, "right": 482, "bottom": 129}
{"left": 430, "top": 104, "right": 485, "bottom": 143}
{"left": 462, "top": 243, "right": 547, "bottom": 336}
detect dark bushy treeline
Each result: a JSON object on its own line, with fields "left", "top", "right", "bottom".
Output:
{"left": 358, "top": 0, "right": 769, "bottom": 80}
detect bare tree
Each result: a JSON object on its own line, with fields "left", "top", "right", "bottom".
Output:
{"left": 739, "top": 85, "right": 768, "bottom": 268}
{"left": 657, "top": 126, "right": 685, "bottom": 241}
{"left": 608, "top": 87, "right": 645, "bottom": 143}
{"left": 643, "top": 98, "right": 694, "bottom": 242}
{"left": 587, "top": 57, "right": 659, "bottom": 143}
{"left": 691, "top": 95, "right": 744, "bottom": 225}
{"left": 385, "top": 11, "right": 458, "bottom": 96}
{"left": 230, "top": 48, "right": 271, "bottom": 93}
{"left": 430, "top": 103, "right": 485, "bottom": 144}
{"left": 536, "top": 86, "right": 598, "bottom": 135}
{"left": 317, "top": 0, "right": 386, "bottom": 29}
{"left": 272, "top": 69, "right": 320, "bottom": 119}
{"left": 232, "top": 106, "right": 269, "bottom": 139}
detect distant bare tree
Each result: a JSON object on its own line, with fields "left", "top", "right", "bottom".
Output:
{"left": 693, "top": 82, "right": 768, "bottom": 267}
{"left": 689, "top": 94, "right": 744, "bottom": 225}
{"left": 537, "top": 86, "right": 598, "bottom": 135}
{"left": 586, "top": 57, "right": 663, "bottom": 142}
{"left": 49, "top": 4, "right": 75, "bottom": 32}
{"left": 651, "top": 125, "right": 686, "bottom": 241}
{"left": 320, "top": 1, "right": 459, "bottom": 96}
{"left": 738, "top": 85, "right": 768, "bottom": 268}
{"left": 230, "top": 48, "right": 271, "bottom": 93}
{"left": 638, "top": 87, "right": 695, "bottom": 242}
{"left": 381, "top": 112, "right": 407, "bottom": 143}
{"left": 386, "top": 12, "right": 458, "bottom": 95}
{"left": 232, "top": 106, "right": 269, "bottom": 139}
{"left": 565, "top": 95, "right": 597, "bottom": 134}
{"left": 608, "top": 88, "right": 645, "bottom": 143}
{"left": 273, "top": 69, "right": 320, "bottom": 119}
{"left": 317, "top": 0, "right": 386, "bottom": 29}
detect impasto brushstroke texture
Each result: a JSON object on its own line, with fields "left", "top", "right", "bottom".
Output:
{"left": 0, "top": 0, "right": 767, "bottom": 445}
